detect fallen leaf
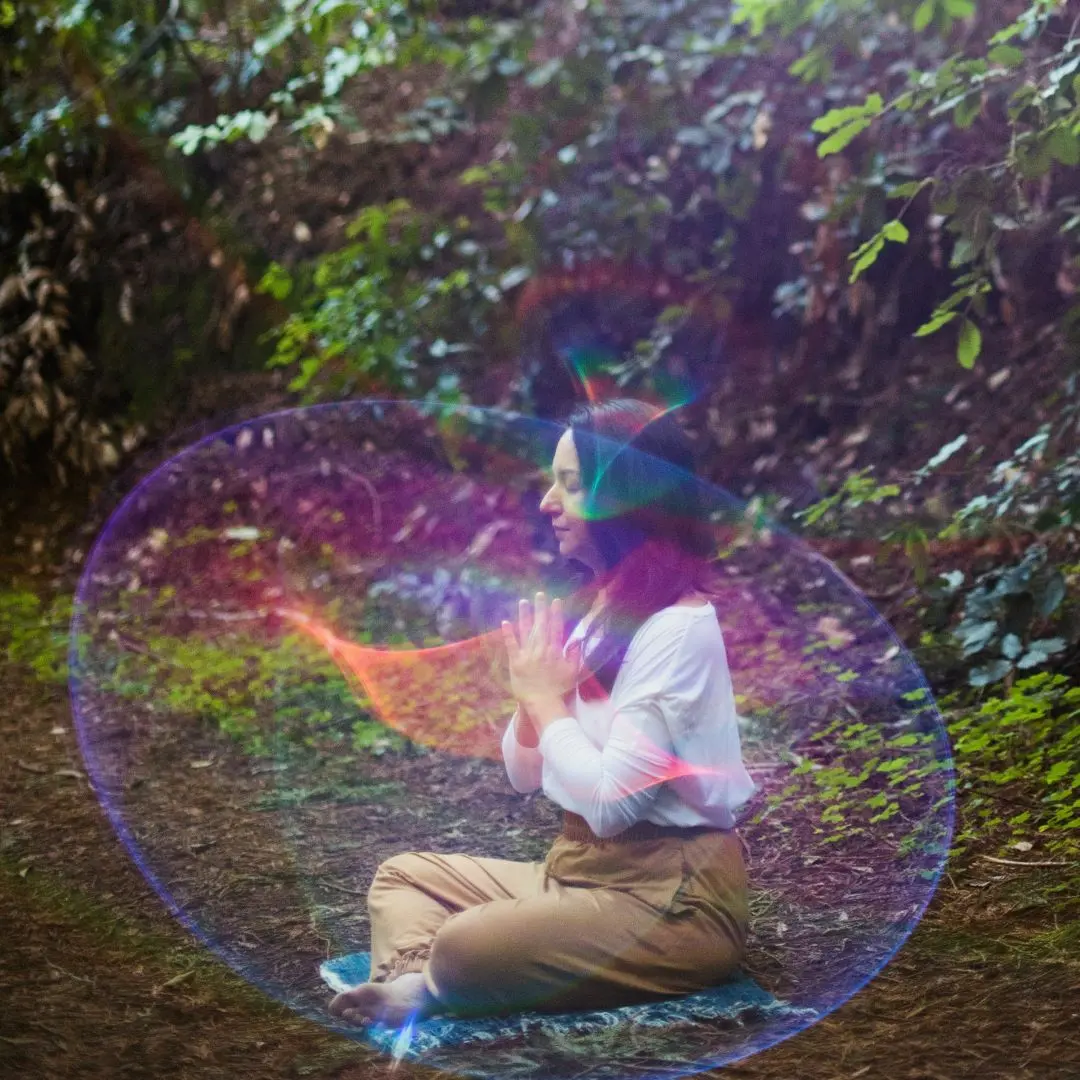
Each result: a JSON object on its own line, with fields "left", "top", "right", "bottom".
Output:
{"left": 153, "top": 970, "right": 195, "bottom": 994}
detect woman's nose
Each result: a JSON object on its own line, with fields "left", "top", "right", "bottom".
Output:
{"left": 539, "top": 486, "right": 558, "bottom": 513}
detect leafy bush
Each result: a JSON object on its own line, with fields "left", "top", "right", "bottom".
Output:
{"left": 0, "top": 589, "right": 73, "bottom": 684}
{"left": 256, "top": 199, "right": 525, "bottom": 401}
{"left": 0, "top": 173, "right": 135, "bottom": 482}
{"left": 928, "top": 544, "right": 1071, "bottom": 687}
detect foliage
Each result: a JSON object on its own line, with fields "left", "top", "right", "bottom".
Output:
{"left": 755, "top": 666, "right": 1080, "bottom": 864}
{"left": 941, "top": 671, "right": 1080, "bottom": 857}
{"left": 256, "top": 199, "right": 524, "bottom": 401}
{"left": 1, "top": 0, "right": 457, "bottom": 179}
{"left": 927, "top": 543, "right": 1071, "bottom": 687}
{"left": 434, "top": 0, "right": 1080, "bottom": 384}
{"left": 99, "top": 627, "right": 410, "bottom": 758}
{"left": 753, "top": 687, "right": 952, "bottom": 867}
{"left": 0, "top": 172, "right": 136, "bottom": 482}
{"left": 727, "top": 0, "right": 1080, "bottom": 368}
{"left": 0, "top": 589, "right": 73, "bottom": 684}
{"left": 0, "top": 587, "right": 406, "bottom": 756}
{"left": 794, "top": 370, "right": 1079, "bottom": 686}
{"left": 938, "top": 372, "right": 1080, "bottom": 536}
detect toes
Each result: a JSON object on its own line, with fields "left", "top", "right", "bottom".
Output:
{"left": 329, "top": 990, "right": 368, "bottom": 1023}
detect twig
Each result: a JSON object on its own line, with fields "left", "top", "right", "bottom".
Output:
{"left": 319, "top": 878, "right": 368, "bottom": 896}
{"left": 977, "top": 855, "right": 1073, "bottom": 868}
{"left": 337, "top": 465, "right": 383, "bottom": 538}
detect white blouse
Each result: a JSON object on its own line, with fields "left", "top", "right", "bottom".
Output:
{"left": 501, "top": 603, "right": 757, "bottom": 839}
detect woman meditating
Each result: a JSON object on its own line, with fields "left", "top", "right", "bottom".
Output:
{"left": 329, "top": 398, "right": 757, "bottom": 1027}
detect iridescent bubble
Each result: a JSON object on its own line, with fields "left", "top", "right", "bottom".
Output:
{"left": 70, "top": 399, "right": 952, "bottom": 1078}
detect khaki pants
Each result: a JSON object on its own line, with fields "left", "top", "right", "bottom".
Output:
{"left": 367, "top": 829, "right": 748, "bottom": 1017}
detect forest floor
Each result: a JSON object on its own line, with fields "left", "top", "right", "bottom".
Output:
{"left": 3, "top": 50, "right": 1080, "bottom": 1078}
{"left": 2, "top": 382, "right": 1079, "bottom": 1079}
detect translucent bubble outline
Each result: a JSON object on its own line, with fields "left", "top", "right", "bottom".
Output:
{"left": 67, "top": 398, "right": 956, "bottom": 1076}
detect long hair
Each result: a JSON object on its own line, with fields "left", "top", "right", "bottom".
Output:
{"left": 561, "top": 399, "right": 719, "bottom": 700}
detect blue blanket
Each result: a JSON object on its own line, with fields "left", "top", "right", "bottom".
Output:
{"left": 320, "top": 952, "right": 816, "bottom": 1059}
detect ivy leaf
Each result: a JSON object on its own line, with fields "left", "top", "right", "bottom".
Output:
{"left": 957, "top": 318, "right": 982, "bottom": 369}
{"left": 849, "top": 236, "right": 884, "bottom": 282}
{"left": 1001, "top": 633, "right": 1022, "bottom": 659}
{"left": 1016, "top": 638, "right": 1067, "bottom": 669}
{"left": 968, "top": 659, "right": 1012, "bottom": 687}
{"left": 1037, "top": 572, "right": 1067, "bottom": 618}
{"left": 959, "top": 619, "right": 998, "bottom": 655}
{"left": 954, "top": 94, "right": 982, "bottom": 130}
{"left": 888, "top": 180, "right": 930, "bottom": 199}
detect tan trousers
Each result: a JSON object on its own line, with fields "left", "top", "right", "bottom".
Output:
{"left": 367, "top": 829, "right": 748, "bottom": 1017}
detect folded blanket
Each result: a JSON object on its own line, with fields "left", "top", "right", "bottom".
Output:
{"left": 320, "top": 952, "right": 816, "bottom": 1059}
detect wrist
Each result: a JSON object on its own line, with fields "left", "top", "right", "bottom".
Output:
{"left": 520, "top": 694, "right": 572, "bottom": 730}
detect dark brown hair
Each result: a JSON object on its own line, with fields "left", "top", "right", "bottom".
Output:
{"left": 561, "top": 399, "right": 719, "bottom": 699}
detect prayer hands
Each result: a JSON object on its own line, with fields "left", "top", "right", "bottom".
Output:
{"left": 502, "top": 592, "right": 582, "bottom": 710}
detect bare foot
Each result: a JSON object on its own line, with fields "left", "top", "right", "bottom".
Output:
{"left": 329, "top": 973, "right": 437, "bottom": 1027}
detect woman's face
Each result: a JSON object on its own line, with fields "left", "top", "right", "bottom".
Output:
{"left": 539, "top": 430, "right": 604, "bottom": 572}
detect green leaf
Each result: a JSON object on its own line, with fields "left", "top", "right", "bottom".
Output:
{"left": 882, "top": 220, "right": 910, "bottom": 244}
{"left": 943, "top": 0, "right": 974, "bottom": 16}
{"left": 990, "top": 21, "right": 1023, "bottom": 45}
{"left": 954, "top": 94, "right": 981, "bottom": 129}
{"left": 888, "top": 180, "right": 930, "bottom": 199}
{"left": 817, "top": 117, "right": 872, "bottom": 157}
{"left": 988, "top": 44, "right": 1024, "bottom": 68}
{"left": 914, "top": 309, "right": 959, "bottom": 337}
{"left": 1016, "top": 638, "right": 1068, "bottom": 669}
{"left": 812, "top": 105, "right": 872, "bottom": 135}
{"left": 969, "top": 659, "right": 1012, "bottom": 687}
{"left": 1045, "top": 760, "right": 1072, "bottom": 785}
{"left": 913, "top": 0, "right": 936, "bottom": 33}
{"left": 957, "top": 318, "right": 982, "bottom": 369}
{"left": 1048, "top": 127, "right": 1080, "bottom": 166}
{"left": 1037, "top": 572, "right": 1067, "bottom": 618}
{"left": 849, "top": 237, "right": 884, "bottom": 282}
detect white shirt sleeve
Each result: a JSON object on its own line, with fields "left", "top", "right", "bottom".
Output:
{"left": 501, "top": 706, "right": 544, "bottom": 793}
{"left": 537, "top": 618, "right": 693, "bottom": 839}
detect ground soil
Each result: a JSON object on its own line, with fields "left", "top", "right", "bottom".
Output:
{"left": 3, "top": 436, "right": 1078, "bottom": 1079}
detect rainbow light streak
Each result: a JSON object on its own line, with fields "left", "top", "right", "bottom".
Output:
{"left": 280, "top": 607, "right": 744, "bottom": 794}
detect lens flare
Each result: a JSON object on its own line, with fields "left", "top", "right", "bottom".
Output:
{"left": 70, "top": 400, "right": 953, "bottom": 1079}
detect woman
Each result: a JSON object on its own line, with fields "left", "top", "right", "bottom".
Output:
{"left": 329, "top": 399, "right": 757, "bottom": 1027}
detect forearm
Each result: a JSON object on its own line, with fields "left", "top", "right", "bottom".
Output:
{"left": 503, "top": 707, "right": 543, "bottom": 793}
{"left": 534, "top": 702, "right": 673, "bottom": 839}
{"left": 513, "top": 704, "right": 540, "bottom": 748}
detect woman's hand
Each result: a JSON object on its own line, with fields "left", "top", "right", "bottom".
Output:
{"left": 502, "top": 592, "right": 581, "bottom": 714}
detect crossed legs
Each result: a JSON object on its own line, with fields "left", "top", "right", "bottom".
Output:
{"left": 329, "top": 840, "right": 746, "bottom": 1025}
